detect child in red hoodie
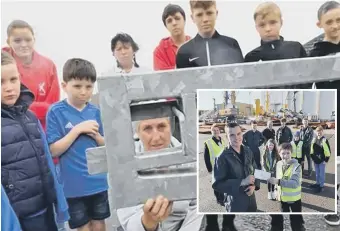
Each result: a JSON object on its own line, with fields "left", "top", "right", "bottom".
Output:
{"left": 3, "top": 20, "right": 60, "bottom": 165}
{"left": 2, "top": 20, "right": 60, "bottom": 131}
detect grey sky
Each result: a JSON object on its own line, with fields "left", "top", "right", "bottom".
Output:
{"left": 1, "top": 1, "right": 324, "bottom": 98}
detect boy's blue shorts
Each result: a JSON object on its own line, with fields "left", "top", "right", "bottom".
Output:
{"left": 66, "top": 190, "right": 110, "bottom": 229}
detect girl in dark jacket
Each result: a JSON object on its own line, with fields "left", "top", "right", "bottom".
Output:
{"left": 263, "top": 139, "right": 281, "bottom": 200}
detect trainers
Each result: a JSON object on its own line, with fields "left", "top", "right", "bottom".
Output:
{"left": 271, "top": 191, "right": 277, "bottom": 200}
{"left": 315, "top": 186, "right": 324, "bottom": 193}
{"left": 324, "top": 214, "right": 340, "bottom": 226}
{"left": 309, "top": 183, "right": 319, "bottom": 188}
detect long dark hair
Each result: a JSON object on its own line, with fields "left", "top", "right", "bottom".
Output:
{"left": 111, "top": 33, "right": 140, "bottom": 68}
{"left": 265, "top": 139, "right": 281, "bottom": 161}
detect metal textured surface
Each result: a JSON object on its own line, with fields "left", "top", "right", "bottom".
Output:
{"left": 86, "top": 56, "right": 340, "bottom": 230}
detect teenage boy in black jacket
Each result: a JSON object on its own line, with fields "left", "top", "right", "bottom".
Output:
{"left": 309, "top": 1, "right": 340, "bottom": 226}
{"left": 245, "top": 2, "right": 306, "bottom": 231}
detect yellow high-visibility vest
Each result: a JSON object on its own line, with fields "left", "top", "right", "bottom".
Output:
{"left": 279, "top": 162, "right": 302, "bottom": 202}
{"left": 290, "top": 141, "right": 303, "bottom": 158}
{"left": 204, "top": 137, "right": 226, "bottom": 165}
{"left": 310, "top": 138, "right": 331, "bottom": 157}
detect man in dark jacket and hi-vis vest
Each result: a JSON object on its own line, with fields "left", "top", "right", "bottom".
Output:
{"left": 213, "top": 122, "right": 260, "bottom": 213}
{"left": 203, "top": 124, "right": 229, "bottom": 231}
{"left": 310, "top": 126, "right": 331, "bottom": 193}
{"left": 204, "top": 124, "right": 226, "bottom": 204}
{"left": 299, "top": 118, "right": 314, "bottom": 177}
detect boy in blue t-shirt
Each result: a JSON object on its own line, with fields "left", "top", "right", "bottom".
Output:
{"left": 46, "top": 58, "right": 110, "bottom": 230}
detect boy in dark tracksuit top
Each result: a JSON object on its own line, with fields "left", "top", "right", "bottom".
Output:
{"left": 309, "top": 1, "right": 340, "bottom": 226}
{"left": 245, "top": 2, "right": 306, "bottom": 230}
{"left": 1, "top": 51, "right": 69, "bottom": 231}
{"left": 176, "top": 1, "right": 244, "bottom": 70}
{"left": 244, "top": 2, "right": 307, "bottom": 90}
{"left": 176, "top": 1, "right": 243, "bottom": 231}
{"left": 309, "top": 1, "right": 340, "bottom": 90}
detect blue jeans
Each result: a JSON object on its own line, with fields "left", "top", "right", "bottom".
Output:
{"left": 57, "top": 222, "right": 67, "bottom": 231}
{"left": 314, "top": 162, "right": 326, "bottom": 187}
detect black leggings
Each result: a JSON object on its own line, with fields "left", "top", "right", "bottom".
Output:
{"left": 267, "top": 183, "right": 275, "bottom": 192}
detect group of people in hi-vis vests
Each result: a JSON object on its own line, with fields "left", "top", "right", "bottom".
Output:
{"left": 203, "top": 117, "right": 335, "bottom": 231}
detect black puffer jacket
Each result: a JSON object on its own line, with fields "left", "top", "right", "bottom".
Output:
{"left": 1, "top": 85, "right": 56, "bottom": 218}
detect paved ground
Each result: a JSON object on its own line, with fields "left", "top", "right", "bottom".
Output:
{"left": 198, "top": 125, "right": 337, "bottom": 214}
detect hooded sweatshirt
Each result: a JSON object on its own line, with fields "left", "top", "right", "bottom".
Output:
{"left": 1, "top": 47, "right": 60, "bottom": 130}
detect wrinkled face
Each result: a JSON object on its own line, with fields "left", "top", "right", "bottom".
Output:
{"left": 227, "top": 126, "right": 243, "bottom": 148}
{"left": 280, "top": 149, "right": 291, "bottom": 161}
{"left": 318, "top": 8, "right": 340, "bottom": 40}
{"left": 113, "top": 41, "right": 134, "bottom": 67}
{"left": 1, "top": 63, "right": 21, "bottom": 106}
{"left": 7, "top": 28, "right": 35, "bottom": 59}
{"left": 316, "top": 129, "right": 323, "bottom": 137}
{"left": 255, "top": 13, "right": 282, "bottom": 41}
{"left": 165, "top": 12, "right": 186, "bottom": 37}
{"left": 137, "top": 118, "right": 171, "bottom": 151}
{"left": 267, "top": 121, "right": 273, "bottom": 129}
{"left": 251, "top": 123, "right": 257, "bottom": 130}
{"left": 212, "top": 126, "right": 220, "bottom": 137}
{"left": 62, "top": 79, "right": 94, "bottom": 108}
{"left": 302, "top": 119, "right": 308, "bottom": 126}
{"left": 267, "top": 142, "right": 274, "bottom": 151}
{"left": 191, "top": 6, "right": 218, "bottom": 37}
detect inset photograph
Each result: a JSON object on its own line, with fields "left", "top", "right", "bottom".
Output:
{"left": 198, "top": 90, "right": 337, "bottom": 214}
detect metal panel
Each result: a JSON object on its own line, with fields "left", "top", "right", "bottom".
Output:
{"left": 86, "top": 56, "right": 340, "bottom": 230}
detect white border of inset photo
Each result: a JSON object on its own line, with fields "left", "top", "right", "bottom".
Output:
{"left": 196, "top": 89, "right": 337, "bottom": 215}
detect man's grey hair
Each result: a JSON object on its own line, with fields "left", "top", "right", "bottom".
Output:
{"left": 133, "top": 117, "right": 172, "bottom": 139}
{"left": 318, "top": 1, "right": 340, "bottom": 20}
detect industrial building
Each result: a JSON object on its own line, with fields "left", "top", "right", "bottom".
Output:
{"left": 259, "top": 91, "right": 335, "bottom": 120}
{"left": 286, "top": 91, "right": 335, "bottom": 120}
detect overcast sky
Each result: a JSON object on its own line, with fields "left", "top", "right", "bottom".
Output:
{"left": 1, "top": 0, "right": 325, "bottom": 99}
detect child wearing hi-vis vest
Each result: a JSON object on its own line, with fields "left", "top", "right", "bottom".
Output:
{"left": 291, "top": 131, "right": 304, "bottom": 165}
{"left": 310, "top": 126, "right": 331, "bottom": 193}
{"left": 268, "top": 142, "right": 303, "bottom": 212}
{"left": 262, "top": 139, "right": 281, "bottom": 201}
